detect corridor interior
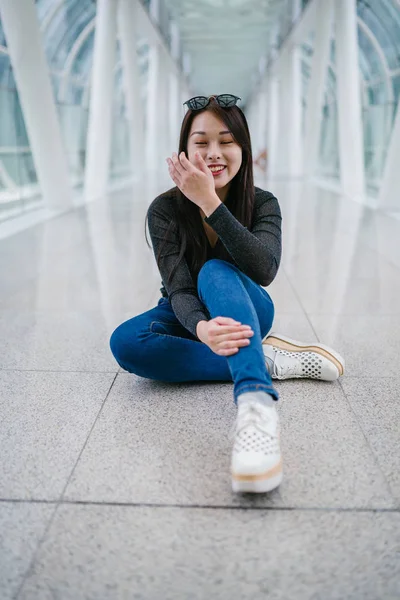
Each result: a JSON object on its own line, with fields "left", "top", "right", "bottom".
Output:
{"left": 1, "top": 176, "right": 399, "bottom": 599}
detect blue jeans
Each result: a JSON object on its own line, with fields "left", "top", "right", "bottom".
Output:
{"left": 110, "top": 259, "right": 278, "bottom": 403}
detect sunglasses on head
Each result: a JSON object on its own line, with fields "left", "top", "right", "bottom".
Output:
{"left": 183, "top": 94, "right": 241, "bottom": 111}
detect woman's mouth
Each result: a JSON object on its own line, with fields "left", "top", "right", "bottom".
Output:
{"left": 210, "top": 166, "right": 226, "bottom": 177}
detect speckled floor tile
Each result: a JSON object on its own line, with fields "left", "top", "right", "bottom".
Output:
{"left": 2, "top": 177, "right": 400, "bottom": 600}
{"left": 268, "top": 312, "right": 317, "bottom": 340}
{"left": 289, "top": 262, "right": 400, "bottom": 315}
{"left": 340, "top": 377, "right": 400, "bottom": 504}
{"left": 63, "top": 373, "right": 394, "bottom": 509}
{"left": 308, "top": 315, "right": 400, "bottom": 377}
{"left": 0, "top": 310, "right": 122, "bottom": 372}
{"left": 18, "top": 505, "right": 400, "bottom": 600}
{"left": 0, "top": 502, "right": 55, "bottom": 600}
{"left": 0, "top": 371, "right": 116, "bottom": 499}
{"left": 263, "top": 271, "right": 304, "bottom": 314}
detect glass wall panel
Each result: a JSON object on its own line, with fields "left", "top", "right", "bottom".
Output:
{"left": 110, "top": 62, "right": 132, "bottom": 183}
{"left": 358, "top": 0, "right": 400, "bottom": 70}
{"left": 301, "top": 2, "right": 400, "bottom": 197}
{"left": 358, "top": 27, "right": 387, "bottom": 80}
{"left": 392, "top": 74, "right": 400, "bottom": 106}
{"left": 0, "top": 87, "right": 41, "bottom": 222}
{"left": 319, "top": 99, "right": 340, "bottom": 181}
{"left": 57, "top": 103, "right": 88, "bottom": 185}
{"left": 0, "top": 0, "right": 149, "bottom": 223}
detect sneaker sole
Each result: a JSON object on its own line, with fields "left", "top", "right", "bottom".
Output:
{"left": 232, "top": 461, "right": 283, "bottom": 494}
{"left": 262, "top": 332, "right": 345, "bottom": 377}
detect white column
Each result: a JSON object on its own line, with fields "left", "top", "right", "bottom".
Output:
{"left": 285, "top": 0, "right": 303, "bottom": 177}
{"left": 256, "top": 85, "right": 268, "bottom": 157}
{"left": 158, "top": 50, "right": 170, "bottom": 161}
{"left": 275, "top": 50, "right": 290, "bottom": 176}
{"left": 146, "top": 45, "right": 174, "bottom": 169}
{"left": 182, "top": 53, "right": 191, "bottom": 79}
{"left": 169, "top": 21, "right": 181, "bottom": 153}
{"left": 335, "top": 0, "right": 365, "bottom": 199}
{"left": 170, "top": 21, "right": 180, "bottom": 61}
{"left": 304, "top": 0, "right": 334, "bottom": 176}
{"left": 84, "top": 0, "right": 117, "bottom": 201}
{"left": 379, "top": 101, "right": 400, "bottom": 209}
{"left": 149, "top": 0, "right": 160, "bottom": 23}
{"left": 118, "top": 0, "right": 145, "bottom": 176}
{"left": 286, "top": 43, "right": 303, "bottom": 177}
{"left": 276, "top": 48, "right": 302, "bottom": 178}
{"left": 0, "top": 0, "right": 72, "bottom": 211}
{"left": 145, "top": 41, "right": 161, "bottom": 171}
{"left": 168, "top": 72, "right": 180, "bottom": 154}
{"left": 181, "top": 83, "right": 191, "bottom": 113}
{"left": 177, "top": 78, "right": 185, "bottom": 124}
{"left": 266, "top": 77, "right": 280, "bottom": 180}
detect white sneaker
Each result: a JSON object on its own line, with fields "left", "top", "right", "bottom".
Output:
{"left": 262, "top": 332, "right": 345, "bottom": 381}
{"left": 231, "top": 397, "right": 282, "bottom": 493}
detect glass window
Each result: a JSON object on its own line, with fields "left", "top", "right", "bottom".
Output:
{"left": 358, "top": 26, "right": 387, "bottom": 80}
{"left": 357, "top": 0, "right": 400, "bottom": 70}
{"left": 71, "top": 31, "right": 94, "bottom": 76}
{"left": 0, "top": 53, "right": 15, "bottom": 88}
{"left": 41, "top": 0, "right": 96, "bottom": 72}
{"left": 392, "top": 74, "right": 400, "bottom": 104}
{"left": 0, "top": 20, "right": 6, "bottom": 47}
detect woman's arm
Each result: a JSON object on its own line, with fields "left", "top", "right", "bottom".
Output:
{"left": 204, "top": 190, "right": 282, "bottom": 286}
{"left": 147, "top": 201, "right": 210, "bottom": 339}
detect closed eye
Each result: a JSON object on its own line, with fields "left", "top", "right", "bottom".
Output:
{"left": 195, "top": 141, "right": 233, "bottom": 145}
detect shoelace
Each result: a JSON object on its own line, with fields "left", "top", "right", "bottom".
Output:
{"left": 273, "top": 360, "right": 298, "bottom": 379}
{"left": 270, "top": 349, "right": 299, "bottom": 380}
{"left": 230, "top": 401, "right": 273, "bottom": 441}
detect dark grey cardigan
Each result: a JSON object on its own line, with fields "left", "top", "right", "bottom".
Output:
{"left": 147, "top": 186, "right": 282, "bottom": 339}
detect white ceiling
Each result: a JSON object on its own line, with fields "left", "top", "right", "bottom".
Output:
{"left": 163, "top": 0, "right": 288, "bottom": 106}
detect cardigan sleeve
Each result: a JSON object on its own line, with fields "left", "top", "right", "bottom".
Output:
{"left": 147, "top": 203, "right": 210, "bottom": 339}
{"left": 204, "top": 190, "right": 282, "bottom": 286}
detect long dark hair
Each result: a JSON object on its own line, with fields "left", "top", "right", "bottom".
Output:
{"left": 144, "top": 97, "right": 255, "bottom": 286}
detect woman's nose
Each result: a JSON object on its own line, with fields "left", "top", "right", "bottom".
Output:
{"left": 207, "top": 148, "right": 221, "bottom": 160}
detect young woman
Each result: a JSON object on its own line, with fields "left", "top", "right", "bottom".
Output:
{"left": 110, "top": 94, "right": 344, "bottom": 494}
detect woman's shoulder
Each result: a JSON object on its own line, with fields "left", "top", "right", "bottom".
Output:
{"left": 254, "top": 185, "right": 277, "bottom": 201}
{"left": 254, "top": 186, "right": 280, "bottom": 211}
{"left": 147, "top": 186, "right": 179, "bottom": 216}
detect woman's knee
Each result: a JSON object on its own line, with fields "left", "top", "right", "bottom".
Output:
{"left": 109, "top": 318, "right": 143, "bottom": 371}
{"left": 198, "top": 259, "right": 232, "bottom": 288}
{"left": 198, "top": 258, "right": 225, "bottom": 276}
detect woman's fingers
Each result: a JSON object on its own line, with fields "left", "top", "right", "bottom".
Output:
{"left": 179, "top": 152, "right": 192, "bottom": 168}
{"left": 218, "top": 348, "right": 239, "bottom": 356}
{"left": 214, "top": 316, "right": 240, "bottom": 325}
{"left": 207, "top": 318, "right": 254, "bottom": 356}
{"left": 171, "top": 152, "right": 187, "bottom": 174}
{"left": 223, "top": 337, "right": 251, "bottom": 347}
{"left": 209, "top": 325, "right": 251, "bottom": 336}
{"left": 220, "top": 325, "right": 253, "bottom": 336}
{"left": 166, "top": 158, "right": 182, "bottom": 186}
{"left": 209, "top": 329, "right": 253, "bottom": 355}
{"left": 213, "top": 328, "right": 253, "bottom": 340}
{"left": 167, "top": 152, "right": 196, "bottom": 187}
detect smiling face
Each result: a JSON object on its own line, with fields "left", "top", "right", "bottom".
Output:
{"left": 187, "top": 111, "right": 243, "bottom": 201}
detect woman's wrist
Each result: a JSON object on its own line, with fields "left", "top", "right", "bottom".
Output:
{"left": 200, "top": 194, "right": 221, "bottom": 218}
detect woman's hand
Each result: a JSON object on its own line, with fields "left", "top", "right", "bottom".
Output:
{"left": 166, "top": 151, "right": 216, "bottom": 208}
{"left": 196, "top": 317, "right": 254, "bottom": 356}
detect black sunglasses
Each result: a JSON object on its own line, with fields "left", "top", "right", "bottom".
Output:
{"left": 183, "top": 94, "right": 241, "bottom": 111}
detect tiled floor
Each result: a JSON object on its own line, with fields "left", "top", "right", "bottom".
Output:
{"left": 1, "top": 179, "right": 399, "bottom": 600}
